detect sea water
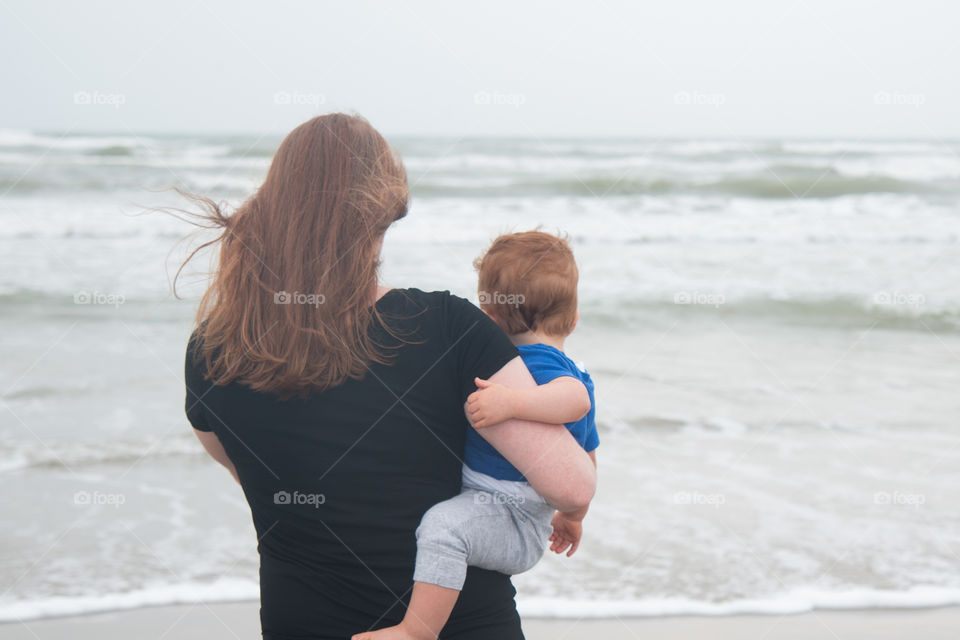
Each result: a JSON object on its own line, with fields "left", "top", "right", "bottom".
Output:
{"left": 1, "top": 131, "right": 958, "bottom": 620}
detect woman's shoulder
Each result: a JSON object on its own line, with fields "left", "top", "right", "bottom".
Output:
{"left": 185, "top": 325, "right": 205, "bottom": 370}
{"left": 381, "top": 288, "right": 494, "bottom": 346}
{"left": 381, "top": 288, "right": 478, "bottom": 315}
{"left": 383, "top": 287, "right": 464, "bottom": 303}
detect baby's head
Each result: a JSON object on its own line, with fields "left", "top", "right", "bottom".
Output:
{"left": 474, "top": 230, "right": 579, "bottom": 339}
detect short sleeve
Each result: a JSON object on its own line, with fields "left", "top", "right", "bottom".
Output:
{"left": 521, "top": 353, "right": 577, "bottom": 387}
{"left": 443, "top": 293, "right": 519, "bottom": 403}
{"left": 184, "top": 331, "right": 214, "bottom": 432}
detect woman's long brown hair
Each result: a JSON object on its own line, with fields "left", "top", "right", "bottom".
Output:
{"left": 177, "top": 114, "right": 408, "bottom": 398}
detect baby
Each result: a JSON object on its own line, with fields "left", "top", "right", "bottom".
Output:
{"left": 355, "top": 231, "right": 599, "bottom": 640}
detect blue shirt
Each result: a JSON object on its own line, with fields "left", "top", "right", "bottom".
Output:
{"left": 464, "top": 343, "right": 599, "bottom": 481}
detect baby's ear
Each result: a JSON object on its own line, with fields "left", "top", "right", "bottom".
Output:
{"left": 572, "top": 310, "right": 579, "bottom": 331}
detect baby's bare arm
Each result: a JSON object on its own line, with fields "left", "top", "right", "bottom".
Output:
{"left": 466, "top": 376, "right": 590, "bottom": 428}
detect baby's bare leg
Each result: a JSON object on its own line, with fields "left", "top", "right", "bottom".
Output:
{"left": 351, "top": 582, "right": 459, "bottom": 640}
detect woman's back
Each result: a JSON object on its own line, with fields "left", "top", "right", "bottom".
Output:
{"left": 185, "top": 288, "right": 523, "bottom": 639}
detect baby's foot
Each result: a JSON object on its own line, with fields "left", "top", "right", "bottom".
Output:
{"left": 352, "top": 623, "right": 434, "bottom": 640}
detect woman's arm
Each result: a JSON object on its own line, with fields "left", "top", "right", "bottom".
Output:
{"left": 465, "top": 356, "right": 597, "bottom": 513}
{"left": 193, "top": 429, "right": 241, "bottom": 484}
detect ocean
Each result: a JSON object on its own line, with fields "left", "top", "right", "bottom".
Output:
{"left": 1, "top": 130, "right": 959, "bottom": 621}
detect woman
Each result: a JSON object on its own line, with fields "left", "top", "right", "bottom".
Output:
{"left": 182, "top": 114, "right": 595, "bottom": 639}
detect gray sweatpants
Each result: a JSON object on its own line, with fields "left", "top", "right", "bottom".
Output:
{"left": 413, "top": 486, "right": 556, "bottom": 591}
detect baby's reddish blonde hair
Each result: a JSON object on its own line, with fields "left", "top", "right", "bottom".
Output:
{"left": 474, "top": 230, "right": 579, "bottom": 337}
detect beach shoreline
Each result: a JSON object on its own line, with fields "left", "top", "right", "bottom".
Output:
{"left": 2, "top": 602, "right": 959, "bottom": 639}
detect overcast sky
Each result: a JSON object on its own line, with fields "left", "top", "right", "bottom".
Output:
{"left": 2, "top": 0, "right": 957, "bottom": 138}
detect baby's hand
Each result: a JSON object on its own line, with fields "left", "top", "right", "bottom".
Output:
{"left": 466, "top": 377, "right": 517, "bottom": 428}
{"left": 549, "top": 512, "right": 583, "bottom": 557}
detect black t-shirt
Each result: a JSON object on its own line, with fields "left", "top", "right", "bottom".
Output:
{"left": 184, "top": 289, "right": 522, "bottom": 640}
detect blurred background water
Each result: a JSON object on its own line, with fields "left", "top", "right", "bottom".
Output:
{"left": 1, "top": 130, "right": 958, "bottom": 619}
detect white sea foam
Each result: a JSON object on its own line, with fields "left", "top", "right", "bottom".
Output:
{"left": 518, "top": 585, "right": 960, "bottom": 618}
{"left": 3, "top": 583, "right": 959, "bottom": 623}
{"left": 779, "top": 141, "right": 949, "bottom": 155}
{"left": 0, "top": 436, "right": 202, "bottom": 472}
{"left": 0, "top": 579, "right": 259, "bottom": 622}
